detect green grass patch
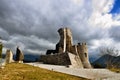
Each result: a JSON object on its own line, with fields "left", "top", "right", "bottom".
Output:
{"left": 110, "top": 68, "right": 120, "bottom": 73}
{"left": 0, "top": 63, "right": 89, "bottom": 80}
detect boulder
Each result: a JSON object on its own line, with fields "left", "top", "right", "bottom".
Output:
{"left": 5, "top": 49, "right": 14, "bottom": 64}
{"left": 16, "top": 47, "right": 24, "bottom": 63}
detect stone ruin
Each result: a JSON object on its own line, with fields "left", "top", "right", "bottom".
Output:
{"left": 40, "top": 28, "right": 92, "bottom": 68}
{"left": 15, "top": 47, "right": 24, "bottom": 63}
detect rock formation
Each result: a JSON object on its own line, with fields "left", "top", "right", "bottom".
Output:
{"left": 40, "top": 28, "right": 92, "bottom": 68}
{"left": 5, "top": 49, "right": 14, "bottom": 64}
{"left": 15, "top": 47, "right": 24, "bottom": 63}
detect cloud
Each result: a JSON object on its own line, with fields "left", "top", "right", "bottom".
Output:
{"left": 0, "top": 0, "right": 120, "bottom": 56}
{"left": 0, "top": 27, "right": 9, "bottom": 40}
{"left": 2, "top": 34, "right": 55, "bottom": 54}
{"left": 109, "top": 26, "right": 120, "bottom": 42}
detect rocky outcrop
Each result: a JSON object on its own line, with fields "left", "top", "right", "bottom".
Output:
{"left": 5, "top": 49, "right": 14, "bottom": 64}
{"left": 16, "top": 47, "right": 24, "bottom": 63}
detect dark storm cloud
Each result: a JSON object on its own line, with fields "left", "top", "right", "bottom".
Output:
{"left": 0, "top": 0, "right": 92, "bottom": 40}
{"left": 109, "top": 26, "right": 120, "bottom": 42}
{"left": 0, "top": 0, "right": 119, "bottom": 55}
{"left": 0, "top": 0, "right": 73, "bottom": 41}
{"left": 0, "top": 27, "right": 9, "bottom": 40}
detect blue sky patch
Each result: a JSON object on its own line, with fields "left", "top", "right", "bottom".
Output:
{"left": 110, "top": 0, "right": 120, "bottom": 14}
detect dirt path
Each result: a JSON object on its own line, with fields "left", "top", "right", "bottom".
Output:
{"left": 26, "top": 63, "right": 120, "bottom": 80}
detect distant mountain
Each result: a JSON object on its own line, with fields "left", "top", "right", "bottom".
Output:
{"left": 23, "top": 54, "right": 40, "bottom": 62}
{"left": 92, "top": 54, "right": 120, "bottom": 68}
{"left": 89, "top": 56, "right": 98, "bottom": 63}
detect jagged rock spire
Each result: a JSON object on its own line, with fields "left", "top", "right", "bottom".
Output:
{"left": 15, "top": 47, "right": 24, "bottom": 63}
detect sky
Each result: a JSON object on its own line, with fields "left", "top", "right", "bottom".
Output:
{"left": 0, "top": 0, "right": 120, "bottom": 57}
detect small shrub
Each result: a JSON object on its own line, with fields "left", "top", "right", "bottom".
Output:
{"left": 93, "top": 63, "right": 105, "bottom": 68}
{"left": 110, "top": 68, "right": 120, "bottom": 73}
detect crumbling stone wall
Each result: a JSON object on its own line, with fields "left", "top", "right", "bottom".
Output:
{"left": 40, "top": 52, "right": 71, "bottom": 65}
{"left": 40, "top": 27, "right": 92, "bottom": 68}
{"left": 68, "top": 52, "right": 83, "bottom": 68}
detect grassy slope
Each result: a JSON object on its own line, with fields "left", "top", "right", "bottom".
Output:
{"left": 0, "top": 63, "right": 89, "bottom": 80}
{"left": 110, "top": 68, "right": 120, "bottom": 73}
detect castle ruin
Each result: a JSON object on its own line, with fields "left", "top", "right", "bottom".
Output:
{"left": 40, "top": 28, "right": 92, "bottom": 68}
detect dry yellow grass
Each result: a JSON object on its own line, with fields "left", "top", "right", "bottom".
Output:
{"left": 110, "top": 68, "right": 120, "bottom": 73}
{"left": 0, "top": 63, "right": 89, "bottom": 80}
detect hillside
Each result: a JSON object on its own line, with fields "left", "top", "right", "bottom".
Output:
{"left": 0, "top": 63, "right": 89, "bottom": 80}
{"left": 92, "top": 54, "right": 120, "bottom": 68}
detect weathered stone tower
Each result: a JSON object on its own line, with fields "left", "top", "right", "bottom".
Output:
{"left": 77, "top": 43, "right": 92, "bottom": 68}
{"left": 40, "top": 27, "right": 92, "bottom": 68}
{"left": 56, "top": 28, "right": 73, "bottom": 53}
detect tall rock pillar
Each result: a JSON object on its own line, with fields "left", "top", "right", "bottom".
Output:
{"left": 16, "top": 47, "right": 24, "bottom": 63}
{"left": 5, "top": 49, "right": 14, "bottom": 64}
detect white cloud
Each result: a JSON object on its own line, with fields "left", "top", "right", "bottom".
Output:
{"left": 2, "top": 34, "right": 55, "bottom": 54}
{"left": 71, "top": 0, "right": 84, "bottom": 6}
{"left": 0, "top": 0, "right": 120, "bottom": 56}
{"left": 25, "top": 49, "right": 42, "bottom": 55}
{"left": 113, "top": 14, "right": 120, "bottom": 20}
{"left": 88, "top": 0, "right": 120, "bottom": 30}
{"left": 90, "top": 38, "right": 114, "bottom": 49}
{"left": 0, "top": 27, "right": 9, "bottom": 40}
{"left": 29, "top": 35, "right": 55, "bottom": 49}
{"left": 92, "top": 0, "right": 114, "bottom": 13}
{"left": 89, "top": 13, "right": 112, "bottom": 28}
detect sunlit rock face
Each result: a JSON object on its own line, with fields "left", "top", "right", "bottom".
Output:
{"left": 5, "top": 49, "right": 14, "bottom": 64}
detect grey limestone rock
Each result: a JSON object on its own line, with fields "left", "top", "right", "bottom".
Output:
{"left": 5, "top": 49, "right": 14, "bottom": 64}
